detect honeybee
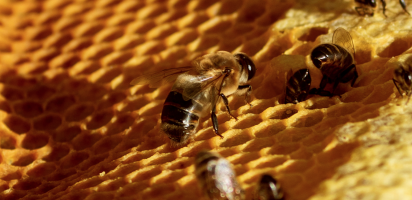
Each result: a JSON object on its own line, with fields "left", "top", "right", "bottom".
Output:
{"left": 354, "top": 0, "right": 410, "bottom": 17}
{"left": 130, "top": 51, "right": 256, "bottom": 145}
{"left": 393, "top": 60, "right": 412, "bottom": 103}
{"left": 285, "top": 69, "right": 311, "bottom": 104}
{"left": 194, "top": 151, "right": 244, "bottom": 200}
{"left": 309, "top": 27, "right": 358, "bottom": 97}
{"left": 255, "top": 174, "right": 284, "bottom": 200}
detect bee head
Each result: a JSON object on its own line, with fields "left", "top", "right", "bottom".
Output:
{"left": 234, "top": 53, "right": 256, "bottom": 80}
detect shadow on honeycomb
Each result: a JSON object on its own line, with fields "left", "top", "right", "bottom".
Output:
{"left": 0, "top": 0, "right": 411, "bottom": 200}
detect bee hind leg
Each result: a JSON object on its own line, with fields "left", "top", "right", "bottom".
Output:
{"left": 237, "top": 85, "right": 253, "bottom": 107}
{"left": 220, "top": 93, "right": 238, "bottom": 121}
{"left": 399, "top": 0, "right": 411, "bottom": 15}
{"left": 211, "top": 106, "right": 224, "bottom": 139}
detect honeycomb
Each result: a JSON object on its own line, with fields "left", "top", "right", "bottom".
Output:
{"left": 1, "top": 0, "right": 412, "bottom": 199}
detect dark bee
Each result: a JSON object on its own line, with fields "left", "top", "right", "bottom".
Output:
{"left": 355, "top": 0, "right": 410, "bottom": 17}
{"left": 285, "top": 69, "right": 311, "bottom": 104}
{"left": 309, "top": 27, "right": 358, "bottom": 97}
{"left": 255, "top": 174, "right": 284, "bottom": 200}
{"left": 195, "top": 151, "right": 244, "bottom": 200}
{"left": 130, "top": 51, "right": 256, "bottom": 145}
{"left": 393, "top": 60, "right": 412, "bottom": 103}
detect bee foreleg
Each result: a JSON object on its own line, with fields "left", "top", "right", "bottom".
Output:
{"left": 211, "top": 106, "right": 224, "bottom": 139}
{"left": 380, "top": 0, "right": 388, "bottom": 17}
{"left": 237, "top": 85, "right": 253, "bottom": 107}
{"left": 393, "top": 78, "right": 403, "bottom": 97}
{"left": 220, "top": 94, "right": 238, "bottom": 121}
{"left": 399, "top": 0, "right": 411, "bottom": 15}
{"left": 351, "top": 70, "right": 358, "bottom": 87}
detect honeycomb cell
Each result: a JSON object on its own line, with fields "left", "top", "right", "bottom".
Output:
{"left": 22, "top": 133, "right": 49, "bottom": 150}
{"left": 105, "top": 114, "right": 134, "bottom": 135}
{"left": 26, "top": 85, "right": 56, "bottom": 101}
{"left": 65, "top": 103, "right": 95, "bottom": 122}
{"left": 94, "top": 27, "right": 124, "bottom": 43}
{"left": 61, "top": 151, "right": 90, "bottom": 169}
{"left": 297, "top": 27, "right": 329, "bottom": 42}
{"left": 13, "top": 101, "right": 43, "bottom": 118}
{"left": 33, "top": 114, "right": 62, "bottom": 131}
{"left": 74, "top": 22, "right": 104, "bottom": 38}
{"left": 291, "top": 110, "right": 324, "bottom": 128}
{"left": 54, "top": 125, "right": 82, "bottom": 142}
{"left": 3, "top": 114, "right": 31, "bottom": 134}
{"left": 49, "top": 53, "right": 80, "bottom": 69}
{"left": 377, "top": 36, "right": 412, "bottom": 58}
{"left": 25, "top": 26, "right": 52, "bottom": 41}
{"left": 72, "top": 132, "right": 103, "bottom": 151}
{"left": 0, "top": 100, "right": 11, "bottom": 113}
{"left": 13, "top": 179, "right": 42, "bottom": 190}
{"left": 45, "top": 95, "right": 76, "bottom": 113}
{"left": 86, "top": 110, "right": 114, "bottom": 130}
{"left": 47, "top": 168, "right": 77, "bottom": 181}
{"left": 12, "top": 153, "right": 36, "bottom": 166}
{"left": 0, "top": 136, "right": 16, "bottom": 149}
{"left": 137, "top": 3, "right": 167, "bottom": 19}
{"left": 92, "top": 136, "right": 122, "bottom": 154}
{"left": 1, "top": 86, "right": 25, "bottom": 101}
{"left": 27, "top": 163, "right": 56, "bottom": 178}
{"left": 42, "top": 144, "right": 70, "bottom": 162}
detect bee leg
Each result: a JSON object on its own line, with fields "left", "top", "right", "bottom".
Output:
{"left": 393, "top": 78, "right": 403, "bottom": 97}
{"left": 238, "top": 85, "right": 253, "bottom": 107}
{"left": 211, "top": 106, "right": 224, "bottom": 139}
{"left": 220, "top": 93, "right": 238, "bottom": 121}
{"left": 399, "top": 0, "right": 411, "bottom": 15}
{"left": 380, "top": 0, "right": 388, "bottom": 17}
{"left": 351, "top": 70, "right": 359, "bottom": 87}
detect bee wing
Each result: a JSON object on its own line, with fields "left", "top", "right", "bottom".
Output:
{"left": 180, "top": 72, "right": 226, "bottom": 103}
{"left": 130, "top": 66, "right": 193, "bottom": 88}
{"left": 332, "top": 27, "right": 355, "bottom": 56}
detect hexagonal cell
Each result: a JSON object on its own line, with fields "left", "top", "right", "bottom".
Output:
{"left": 0, "top": 136, "right": 16, "bottom": 149}
{"left": 12, "top": 153, "right": 36, "bottom": 166}
{"left": 27, "top": 163, "right": 56, "bottom": 178}
{"left": 61, "top": 151, "right": 90, "bottom": 169}
{"left": 22, "top": 133, "right": 49, "bottom": 149}
{"left": 106, "top": 114, "right": 135, "bottom": 135}
{"left": 3, "top": 114, "right": 31, "bottom": 134}
{"left": 92, "top": 136, "right": 122, "bottom": 154}
{"left": 97, "top": 92, "right": 127, "bottom": 110}
{"left": 297, "top": 27, "right": 329, "bottom": 42}
{"left": 0, "top": 86, "right": 25, "bottom": 101}
{"left": 42, "top": 144, "right": 70, "bottom": 162}
{"left": 54, "top": 125, "right": 82, "bottom": 142}
{"left": 72, "top": 132, "right": 103, "bottom": 151}
{"left": 65, "top": 103, "right": 95, "bottom": 122}
{"left": 13, "top": 101, "right": 43, "bottom": 118}
{"left": 86, "top": 110, "right": 114, "bottom": 130}
{"left": 291, "top": 110, "right": 324, "bottom": 128}
{"left": 12, "top": 178, "right": 42, "bottom": 190}
{"left": 26, "top": 85, "right": 56, "bottom": 101}
{"left": 45, "top": 94, "right": 76, "bottom": 113}
{"left": 33, "top": 114, "right": 62, "bottom": 131}
{"left": 47, "top": 168, "right": 77, "bottom": 181}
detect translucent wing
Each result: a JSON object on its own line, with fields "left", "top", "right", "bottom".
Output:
{"left": 175, "top": 69, "right": 226, "bottom": 102}
{"left": 130, "top": 66, "right": 193, "bottom": 88}
{"left": 332, "top": 27, "right": 355, "bottom": 56}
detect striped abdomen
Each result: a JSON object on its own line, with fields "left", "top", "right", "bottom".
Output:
{"left": 195, "top": 151, "right": 244, "bottom": 200}
{"left": 160, "top": 91, "right": 202, "bottom": 144}
{"left": 311, "top": 43, "right": 355, "bottom": 81}
{"left": 285, "top": 69, "right": 311, "bottom": 104}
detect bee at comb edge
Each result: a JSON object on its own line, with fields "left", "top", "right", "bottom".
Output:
{"left": 130, "top": 51, "right": 256, "bottom": 146}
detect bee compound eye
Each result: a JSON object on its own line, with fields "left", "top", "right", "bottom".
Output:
{"left": 234, "top": 53, "right": 256, "bottom": 80}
